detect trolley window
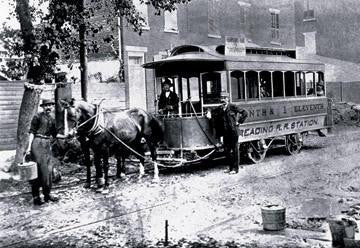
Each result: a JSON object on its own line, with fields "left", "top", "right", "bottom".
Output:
{"left": 306, "top": 72, "right": 317, "bottom": 97}
{"left": 202, "top": 72, "right": 221, "bottom": 104}
{"left": 260, "top": 71, "right": 271, "bottom": 99}
{"left": 296, "top": 72, "right": 306, "bottom": 96}
{"left": 246, "top": 71, "right": 259, "bottom": 100}
{"left": 273, "top": 71, "right": 284, "bottom": 97}
{"left": 284, "top": 71, "right": 295, "bottom": 97}
{"left": 230, "top": 71, "right": 245, "bottom": 101}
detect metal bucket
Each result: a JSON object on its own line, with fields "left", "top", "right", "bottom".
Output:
{"left": 328, "top": 218, "right": 357, "bottom": 246}
{"left": 18, "top": 156, "right": 38, "bottom": 181}
{"left": 261, "top": 205, "right": 286, "bottom": 231}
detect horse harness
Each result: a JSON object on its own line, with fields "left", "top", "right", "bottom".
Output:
{"left": 76, "top": 104, "right": 104, "bottom": 137}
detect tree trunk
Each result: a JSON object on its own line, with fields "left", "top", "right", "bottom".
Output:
{"left": 10, "top": 84, "right": 42, "bottom": 172}
{"left": 9, "top": 1, "right": 42, "bottom": 172}
{"left": 79, "top": 0, "right": 88, "bottom": 101}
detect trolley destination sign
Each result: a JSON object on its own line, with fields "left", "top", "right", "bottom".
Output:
{"left": 238, "top": 115, "right": 326, "bottom": 142}
{"left": 241, "top": 98, "right": 328, "bottom": 122}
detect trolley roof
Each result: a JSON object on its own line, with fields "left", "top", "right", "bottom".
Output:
{"left": 142, "top": 44, "right": 325, "bottom": 73}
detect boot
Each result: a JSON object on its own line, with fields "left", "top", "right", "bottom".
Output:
{"left": 44, "top": 195, "right": 59, "bottom": 203}
{"left": 33, "top": 197, "right": 44, "bottom": 206}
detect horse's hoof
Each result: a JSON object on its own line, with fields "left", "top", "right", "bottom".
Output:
{"left": 102, "top": 188, "right": 110, "bottom": 194}
{"left": 97, "top": 178, "right": 105, "bottom": 186}
{"left": 152, "top": 177, "right": 160, "bottom": 183}
{"left": 96, "top": 187, "right": 103, "bottom": 193}
{"left": 84, "top": 183, "right": 91, "bottom": 189}
{"left": 116, "top": 173, "right": 126, "bottom": 179}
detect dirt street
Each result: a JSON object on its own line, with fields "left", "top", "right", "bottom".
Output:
{"left": 1, "top": 125, "right": 360, "bottom": 248}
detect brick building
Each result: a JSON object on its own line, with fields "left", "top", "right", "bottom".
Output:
{"left": 64, "top": 0, "right": 298, "bottom": 112}
{"left": 295, "top": 0, "right": 360, "bottom": 64}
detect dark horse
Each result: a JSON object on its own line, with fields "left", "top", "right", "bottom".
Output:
{"left": 60, "top": 99, "right": 164, "bottom": 190}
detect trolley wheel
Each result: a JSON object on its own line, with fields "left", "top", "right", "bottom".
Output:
{"left": 246, "top": 140, "right": 267, "bottom": 164}
{"left": 285, "top": 133, "right": 303, "bottom": 155}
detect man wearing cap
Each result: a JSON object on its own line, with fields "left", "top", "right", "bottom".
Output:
{"left": 209, "top": 92, "right": 248, "bottom": 174}
{"left": 26, "top": 99, "right": 60, "bottom": 205}
{"left": 158, "top": 78, "right": 179, "bottom": 116}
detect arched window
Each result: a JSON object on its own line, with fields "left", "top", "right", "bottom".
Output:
{"left": 273, "top": 71, "right": 284, "bottom": 97}
{"left": 306, "top": 72, "right": 315, "bottom": 97}
{"left": 230, "top": 71, "right": 245, "bottom": 101}
{"left": 285, "top": 71, "right": 295, "bottom": 97}
{"left": 260, "top": 71, "right": 271, "bottom": 98}
{"left": 316, "top": 71, "right": 325, "bottom": 97}
{"left": 296, "top": 72, "right": 306, "bottom": 96}
{"left": 246, "top": 71, "right": 259, "bottom": 100}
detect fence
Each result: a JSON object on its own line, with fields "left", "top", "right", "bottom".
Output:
{"left": 0, "top": 81, "right": 26, "bottom": 150}
{"left": 0, "top": 81, "right": 55, "bottom": 151}
{"left": 0, "top": 79, "right": 125, "bottom": 151}
{"left": 327, "top": 81, "right": 360, "bottom": 103}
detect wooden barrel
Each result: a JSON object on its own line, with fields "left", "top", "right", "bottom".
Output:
{"left": 18, "top": 161, "right": 38, "bottom": 181}
{"left": 328, "top": 218, "right": 357, "bottom": 246}
{"left": 261, "top": 205, "right": 286, "bottom": 231}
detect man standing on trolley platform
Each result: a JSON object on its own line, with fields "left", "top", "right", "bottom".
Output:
{"left": 158, "top": 78, "right": 179, "bottom": 116}
{"left": 25, "top": 99, "right": 60, "bottom": 205}
{"left": 208, "top": 92, "right": 248, "bottom": 174}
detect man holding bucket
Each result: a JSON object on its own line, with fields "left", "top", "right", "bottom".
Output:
{"left": 26, "top": 99, "right": 60, "bottom": 205}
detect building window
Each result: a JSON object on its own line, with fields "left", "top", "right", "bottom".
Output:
{"left": 208, "top": 0, "right": 221, "bottom": 38}
{"left": 164, "top": 9, "right": 178, "bottom": 33}
{"left": 238, "top": 1, "right": 251, "bottom": 25}
{"left": 304, "top": 9, "right": 315, "bottom": 21}
{"left": 238, "top": 1, "right": 251, "bottom": 41}
{"left": 270, "top": 9, "right": 280, "bottom": 42}
{"left": 133, "top": 0, "right": 149, "bottom": 29}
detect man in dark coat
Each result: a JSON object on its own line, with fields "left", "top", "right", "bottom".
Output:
{"left": 26, "top": 99, "right": 60, "bottom": 205}
{"left": 158, "top": 78, "right": 179, "bottom": 115}
{"left": 209, "top": 92, "right": 248, "bottom": 174}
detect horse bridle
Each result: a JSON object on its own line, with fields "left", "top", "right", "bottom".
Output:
{"left": 68, "top": 104, "right": 103, "bottom": 137}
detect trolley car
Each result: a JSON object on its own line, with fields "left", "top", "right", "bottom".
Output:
{"left": 142, "top": 44, "right": 333, "bottom": 164}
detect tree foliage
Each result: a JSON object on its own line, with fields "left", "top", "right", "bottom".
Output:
{"left": 2, "top": 0, "right": 191, "bottom": 82}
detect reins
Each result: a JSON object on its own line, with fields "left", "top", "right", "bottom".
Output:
{"left": 71, "top": 103, "right": 216, "bottom": 168}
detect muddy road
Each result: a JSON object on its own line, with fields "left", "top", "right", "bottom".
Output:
{"left": 1, "top": 126, "right": 360, "bottom": 248}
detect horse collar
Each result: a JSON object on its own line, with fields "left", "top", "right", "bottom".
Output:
{"left": 87, "top": 105, "right": 104, "bottom": 136}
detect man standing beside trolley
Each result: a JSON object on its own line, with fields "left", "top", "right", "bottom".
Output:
{"left": 26, "top": 99, "right": 60, "bottom": 205}
{"left": 208, "top": 92, "right": 248, "bottom": 174}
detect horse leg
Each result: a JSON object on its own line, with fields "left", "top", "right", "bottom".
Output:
{"left": 138, "top": 157, "right": 145, "bottom": 180}
{"left": 149, "top": 142, "right": 159, "bottom": 183}
{"left": 103, "top": 148, "right": 110, "bottom": 188}
{"left": 80, "top": 138, "right": 91, "bottom": 188}
{"left": 94, "top": 152, "right": 104, "bottom": 189}
{"left": 115, "top": 153, "right": 126, "bottom": 179}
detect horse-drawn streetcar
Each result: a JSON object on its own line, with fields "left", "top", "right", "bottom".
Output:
{"left": 143, "top": 44, "right": 333, "bottom": 164}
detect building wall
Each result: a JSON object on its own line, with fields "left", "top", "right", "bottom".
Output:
{"left": 88, "top": 0, "right": 297, "bottom": 112}
{"left": 295, "top": 0, "right": 360, "bottom": 63}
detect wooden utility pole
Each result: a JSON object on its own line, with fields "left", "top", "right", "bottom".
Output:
{"left": 79, "top": 0, "right": 88, "bottom": 101}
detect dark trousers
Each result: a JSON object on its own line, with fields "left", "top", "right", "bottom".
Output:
{"left": 29, "top": 138, "right": 53, "bottom": 199}
{"left": 223, "top": 134, "right": 240, "bottom": 172}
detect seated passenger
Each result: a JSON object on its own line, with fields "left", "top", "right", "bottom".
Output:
{"left": 316, "top": 80, "right": 325, "bottom": 96}
{"left": 158, "top": 79, "right": 179, "bottom": 115}
{"left": 260, "top": 79, "right": 270, "bottom": 97}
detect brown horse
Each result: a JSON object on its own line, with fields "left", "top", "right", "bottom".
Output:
{"left": 60, "top": 99, "right": 164, "bottom": 190}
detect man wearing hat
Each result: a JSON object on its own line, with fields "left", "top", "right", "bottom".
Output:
{"left": 26, "top": 98, "right": 60, "bottom": 205}
{"left": 208, "top": 91, "right": 248, "bottom": 174}
{"left": 158, "top": 78, "right": 179, "bottom": 115}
